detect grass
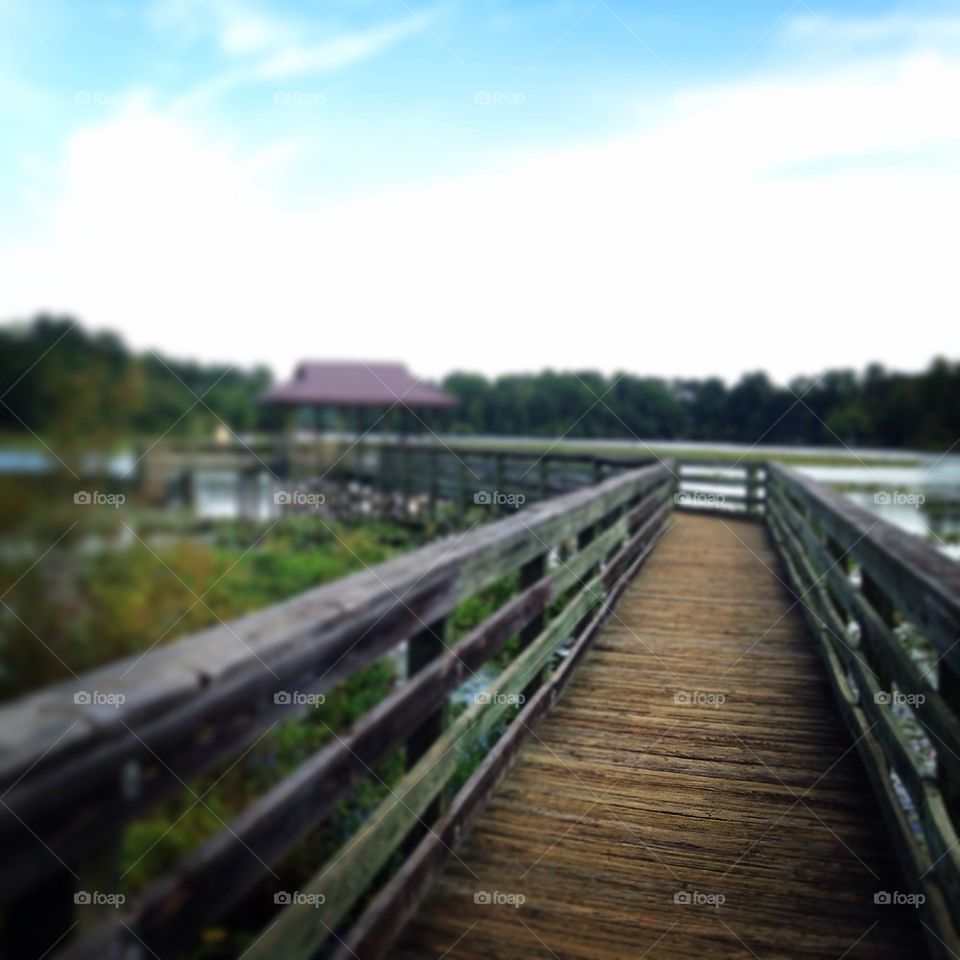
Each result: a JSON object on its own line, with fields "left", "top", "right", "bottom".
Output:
{"left": 0, "top": 430, "right": 930, "bottom": 467}
{"left": 432, "top": 436, "right": 924, "bottom": 467}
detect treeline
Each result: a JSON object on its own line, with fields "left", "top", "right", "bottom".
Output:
{"left": 439, "top": 365, "right": 960, "bottom": 449}
{"left": 0, "top": 316, "right": 281, "bottom": 448}
{"left": 1, "top": 315, "right": 958, "bottom": 450}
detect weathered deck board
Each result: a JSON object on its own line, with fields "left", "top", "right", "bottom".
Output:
{"left": 395, "top": 513, "right": 921, "bottom": 959}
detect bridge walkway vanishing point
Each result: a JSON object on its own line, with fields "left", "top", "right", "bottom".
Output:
{"left": 396, "top": 513, "right": 920, "bottom": 959}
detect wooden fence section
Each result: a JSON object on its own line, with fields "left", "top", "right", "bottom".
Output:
{"left": 0, "top": 462, "right": 675, "bottom": 959}
{"left": 368, "top": 441, "right": 655, "bottom": 509}
{"left": 141, "top": 436, "right": 655, "bottom": 524}
{"left": 674, "top": 460, "right": 766, "bottom": 516}
{"left": 766, "top": 463, "right": 960, "bottom": 959}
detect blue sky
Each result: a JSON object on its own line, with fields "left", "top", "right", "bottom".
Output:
{"left": 2, "top": 0, "right": 959, "bottom": 380}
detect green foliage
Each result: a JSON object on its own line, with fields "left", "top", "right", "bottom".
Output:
{"left": 0, "top": 315, "right": 280, "bottom": 449}
{"left": 3, "top": 315, "right": 959, "bottom": 452}
{"left": 0, "top": 516, "right": 421, "bottom": 700}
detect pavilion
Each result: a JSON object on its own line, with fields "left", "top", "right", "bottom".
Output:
{"left": 260, "top": 360, "right": 456, "bottom": 429}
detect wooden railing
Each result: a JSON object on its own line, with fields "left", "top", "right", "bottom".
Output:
{"left": 145, "top": 437, "right": 655, "bottom": 525}
{"left": 0, "top": 462, "right": 675, "bottom": 960}
{"left": 766, "top": 463, "right": 960, "bottom": 960}
{"left": 343, "top": 441, "right": 656, "bottom": 523}
{"left": 674, "top": 459, "right": 766, "bottom": 516}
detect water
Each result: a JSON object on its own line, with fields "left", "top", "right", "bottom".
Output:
{"left": 3, "top": 441, "right": 958, "bottom": 557}
{"left": 796, "top": 461, "right": 960, "bottom": 558}
{"left": 680, "top": 458, "right": 960, "bottom": 559}
{"left": 0, "top": 449, "right": 136, "bottom": 476}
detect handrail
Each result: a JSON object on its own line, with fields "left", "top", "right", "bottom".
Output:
{"left": 364, "top": 442, "right": 656, "bottom": 517}
{"left": 766, "top": 463, "right": 960, "bottom": 960}
{"left": 0, "top": 461, "right": 675, "bottom": 959}
{"left": 143, "top": 437, "right": 656, "bottom": 523}
{"left": 674, "top": 459, "right": 766, "bottom": 516}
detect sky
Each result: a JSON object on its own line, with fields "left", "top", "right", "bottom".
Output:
{"left": 1, "top": 0, "right": 958, "bottom": 383}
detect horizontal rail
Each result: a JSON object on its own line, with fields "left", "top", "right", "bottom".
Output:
{"left": 0, "top": 461, "right": 675, "bottom": 958}
{"left": 766, "top": 463, "right": 960, "bottom": 960}
{"left": 674, "top": 460, "right": 766, "bottom": 516}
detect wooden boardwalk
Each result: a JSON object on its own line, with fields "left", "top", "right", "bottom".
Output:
{"left": 396, "top": 513, "right": 921, "bottom": 959}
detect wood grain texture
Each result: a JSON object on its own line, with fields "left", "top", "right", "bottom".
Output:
{"left": 395, "top": 513, "right": 922, "bottom": 959}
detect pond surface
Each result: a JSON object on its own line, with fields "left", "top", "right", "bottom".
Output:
{"left": 796, "top": 459, "right": 960, "bottom": 559}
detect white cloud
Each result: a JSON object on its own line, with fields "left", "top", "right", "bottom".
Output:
{"left": 148, "top": 0, "right": 437, "bottom": 78}
{"left": 253, "top": 12, "right": 439, "bottom": 79}
{"left": 3, "top": 42, "right": 959, "bottom": 384}
{"left": 789, "top": 11, "right": 960, "bottom": 46}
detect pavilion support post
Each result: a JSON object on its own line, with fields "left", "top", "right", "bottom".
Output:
{"left": 377, "top": 430, "right": 388, "bottom": 519}
{"left": 399, "top": 407, "right": 412, "bottom": 520}
{"left": 428, "top": 449, "right": 440, "bottom": 523}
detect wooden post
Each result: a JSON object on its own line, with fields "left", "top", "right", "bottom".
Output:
{"left": 519, "top": 552, "right": 548, "bottom": 702}
{"left": 746, "top": 464, "right": 759, "bottom": 516}
{"left": 494, "top": 453, "right": 505, "bottom": 517}
{"left": 404, "top": 617, "right": 449, "bottom": 847}
{"left": 428, "top": 448, "right": 440, "bottom": 523}
{"left": 593, "top": 457, "right": 604, "bottom": 485}
{"left": 75, "top": 838, "right": 121, "bottom": 935}
{"left": 0, "top": 866, "right": 74, "bottom": 958}
{"left": 940, "top": 664, "right": 960, "bottom": 828}
{"left": 574, "top": 522, "right": 600, "bottom": 632}
{"left": 457, "top": 459, "right": 468, "bottom": 526}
